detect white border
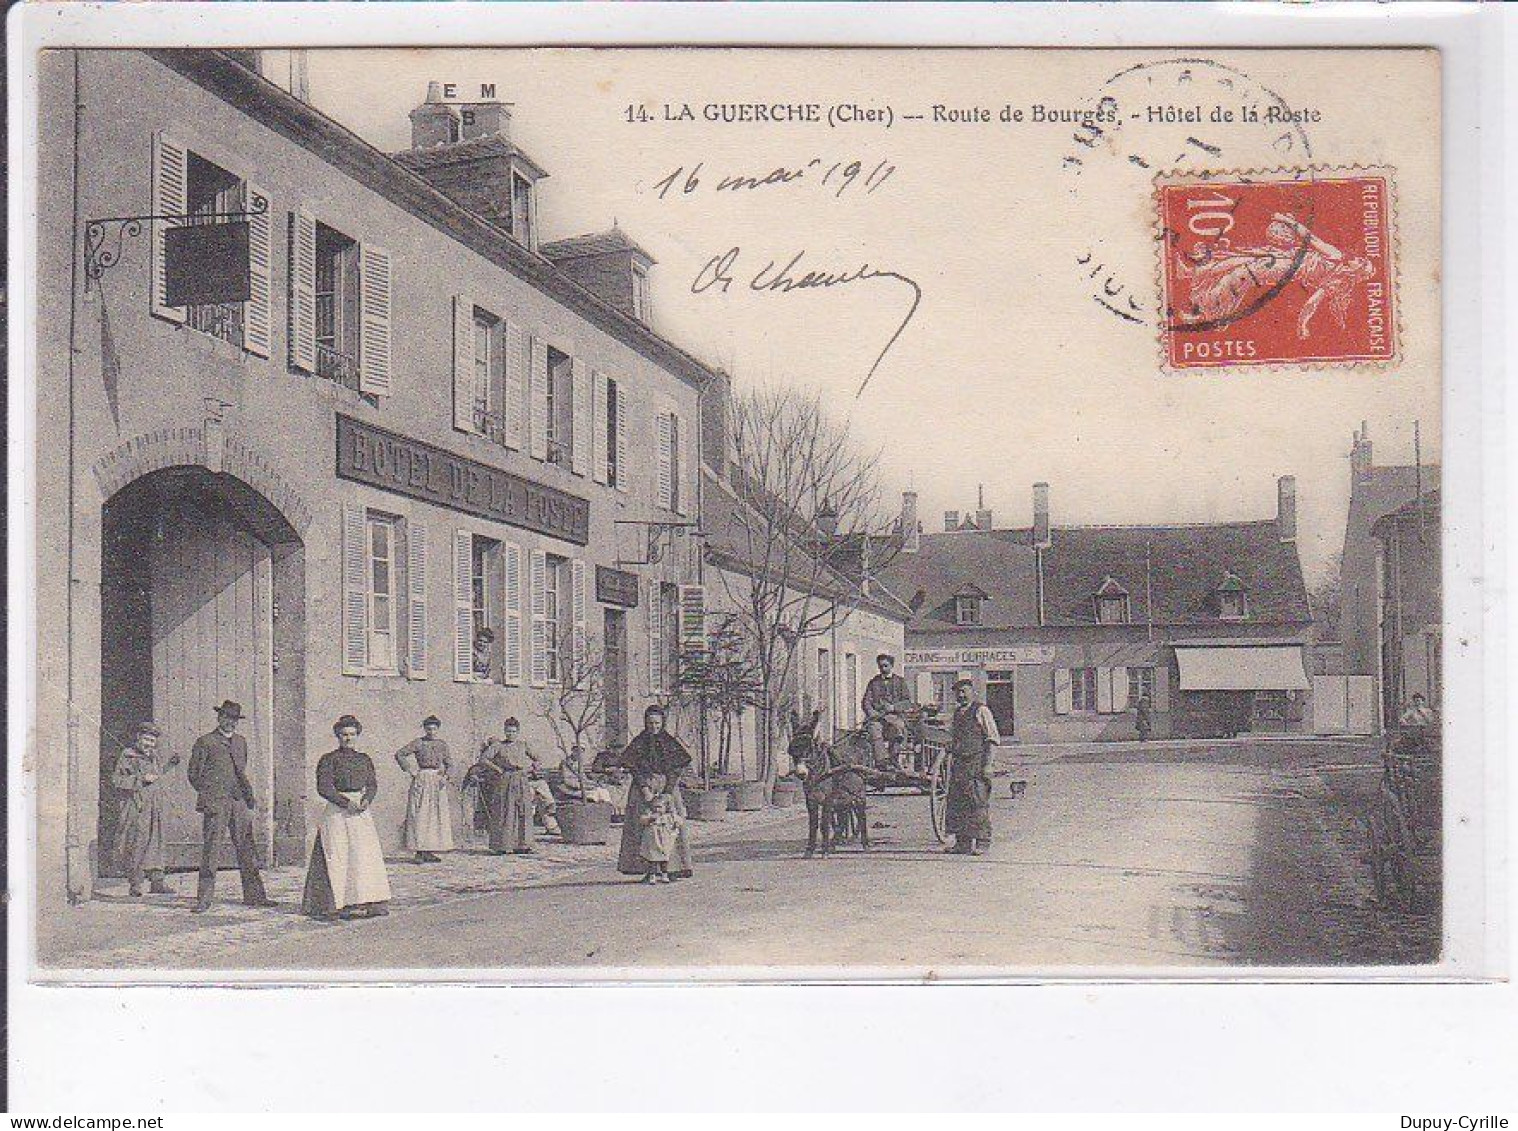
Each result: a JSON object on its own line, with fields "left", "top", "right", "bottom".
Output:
{"left": 8, "top": 0, "right": 1514, "bottom": 1111}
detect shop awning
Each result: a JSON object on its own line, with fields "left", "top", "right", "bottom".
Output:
{"left": 1175, "top": 646, "right": 1309, "bottom": 691}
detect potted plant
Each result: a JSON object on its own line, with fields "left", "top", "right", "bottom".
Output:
{"left": 537, "top": 629, "right": 616, "bottom": 845}
{"left": 674, "top": 614, "right": 767, "bottom": 817}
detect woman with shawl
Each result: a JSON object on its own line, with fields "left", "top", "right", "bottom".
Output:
{"left": 614, "top": 705, "right": 694, "bottom": 879}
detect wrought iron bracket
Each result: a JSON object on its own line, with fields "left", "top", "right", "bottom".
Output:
{"left": 613, "top": 519, "right": 704, "bottom": 568}
{"left": 83, "top": 196, "right": 269, "bottom": 292}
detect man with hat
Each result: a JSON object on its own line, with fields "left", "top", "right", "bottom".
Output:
{"left": 944, "top": 677, "right": 1001, "bottom": 856}
{"left": 187, "top": 700, "right": 276, "bottom": 912}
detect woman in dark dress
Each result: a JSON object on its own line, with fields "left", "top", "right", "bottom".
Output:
{"left": 615, "top": 705, "right": 694, "bottom": 879}
{"left": 463, "top": 717, "right": 537, "bottom": 854}
{"left": 302, "top": 715, "right": 392, "bottom": 920}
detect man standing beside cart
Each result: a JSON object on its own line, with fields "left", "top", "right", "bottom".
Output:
{"left": 944, "top": 677, "right": 1001, "bottom": 856}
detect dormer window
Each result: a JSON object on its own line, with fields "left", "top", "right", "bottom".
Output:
{"left": 632, "top": 263, "right": 652, "bottom": 324}
{"left": 1094, "top": 577, "right": 1130, "bottom": 624}
{"left": 509, "top": 170, "right": 536, "bottom": 249}
{"left": 952, "top": 583, "right": 988, "bottom": 626}
{"left": 1217, "top": 572, "right": 1249, "bottom": 620}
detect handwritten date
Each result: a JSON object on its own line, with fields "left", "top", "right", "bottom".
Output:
{"left": 650, "top": 158, "right": 895, "bottom": 200}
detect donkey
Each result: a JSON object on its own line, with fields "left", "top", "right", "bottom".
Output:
{"left": 788, "top": 710, "right": 870, "bottom": 857}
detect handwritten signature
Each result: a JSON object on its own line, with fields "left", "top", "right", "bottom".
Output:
{"left": 692, "top": 247, "right": 921, "bottom": 397}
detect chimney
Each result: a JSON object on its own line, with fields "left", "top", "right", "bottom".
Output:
{"left": 944, "top": 510, "right": 960, "bottom": 532}
{"left": 700, "top": 368, "right": 733, "bottom": 479}
{"left": 900, "top": 492, "right": 920, "bottom": 553}
{"left": 815, "top": 500, "right": 839, "bottom": 539}
{"left": 1033, "top": 482, "right": 1051, "bottom": 548}
{"left": 1350, "top": 421, "right": 1373, "bottom": 485}
{"left": 1277, "top": 475, "right": 1298, "bottom": 543}
{"left": 976, "top": 484, "right": 992, "bottom": 531}
{"left": 410, "top": 83, "right": 462, "bottom": 148}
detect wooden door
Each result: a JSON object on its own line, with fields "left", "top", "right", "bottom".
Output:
{"left": 150, "top": 503, "right": 274, "bottom": 869}
{"left": 986, "top": 673, "right": 1016, "bottom": 736}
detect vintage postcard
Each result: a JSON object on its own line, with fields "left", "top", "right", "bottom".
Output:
{"left": 23, "top": 44, "right": 1450, "bottom": 979}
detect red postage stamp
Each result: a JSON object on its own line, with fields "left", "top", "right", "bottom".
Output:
{"left": 1157, "top": 168, "right": 1397, "bottom": 370}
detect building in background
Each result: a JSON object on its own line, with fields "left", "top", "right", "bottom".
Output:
{"left": 1339, "top": 422, "right": 1441, "bottom": 726}
{"left": 38, "top": 49, "right": 716, "bottom": 903}
{"left": 883, "top": 479, "right": 1314, "bottom": 743}
{"left": 1371, "top": 489, "right": 1442, "bottom": 721}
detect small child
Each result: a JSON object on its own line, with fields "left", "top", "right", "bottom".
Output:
{"left": 638, "top": 773, "right": 682, "bottom": 884}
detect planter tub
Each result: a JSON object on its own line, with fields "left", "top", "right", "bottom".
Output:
{"left": 729, "top": 781, "right": 768, "bottom": 811}
{"left": 684, "top": 787, "right": 730, "bottom": 822}
{"left": 770, "top": 779, "right": 805, "bottom": 808}
{"left": 556, "top": 800, "right": 616, "bottom": 845}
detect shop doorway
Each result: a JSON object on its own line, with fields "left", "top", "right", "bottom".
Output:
{"left": 986, "top": 670, "right": 1016, "bottom": 736}
{"left": 603, "top": 608, "right": 628, "bottom": 753}
{"left": 97, "top": 467, "right": 306, "bottom": 873}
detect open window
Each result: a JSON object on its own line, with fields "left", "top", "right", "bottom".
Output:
{"left": 315, "top": 222, "right": 361, "bottom": 388}
{"left": 545, "top": 347, "right": 574, "bottom": 466}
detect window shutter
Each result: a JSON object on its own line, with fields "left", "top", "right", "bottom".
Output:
{"left": 406, "top": 520, "right": 429, "bottom": 679}
{"left": 646, "top": 579, "right": 665, "bottom": 694}
{"left": 1096, "top": 667, "right": 1114, "bottom": 714}
{"left": 150, "top": 131, "right": 187, "bottom": 324}
{"left": 1053, "top": 668, "right": 1072, "bottom": 715}
{"left": 453, "top": 295, "right": 476, "bottom": 432}
{"left": 452, "top": 529, "right": 473, "bottom": 682}
{"left": 656, "top": 412, "right": 673, "bottom": 510}
{"left": 673, "top": 412, "right": 690, "bottom": 515}
{"left": 502, "top": 321, "right": 527, "bottom": 450}
{"left": 243, "top": 184, "right": 273, "bottom": 358}
{"left": 591, "top": 371, "right": 609, "bottom": 485}
{"left": 571, "top": 558, "right": 588, "bottom": 674}
{"left": 503, "top": 541, "right": 523, "bottom": 686}
{"left": 288, "top": 210, "right": 317, "bottom": 373}
{"left": 358, "top": 243, "right": 393, "bottom": 396}
{"left": 614, "top": 383, "right": 630, "bottom": 494}
{"left": 571, "top": 357, "right": 592, "bottom": 477}
{"left": 529, "top": 550, "right": 548, "bottom": 688}
{"left": 678, "top": 585, "right": 706, "bottom": 657}
{"left": 1111, "top": 666, "right": 1131, "bottom": 712}
{"left": 341, "top": 504, "right": 369, "bottom": 675}
{"left": 529, "top": 337, "right": 549, "bottom": 461}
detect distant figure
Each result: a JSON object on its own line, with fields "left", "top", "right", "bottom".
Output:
{"left": 303, "top": 715, "right": 392, "bottom": 920}
{"left": 614, "top": 705, "right": 694, "bottom": 880}
{"left": 637, "top": 773, "right": 684, "bottom": 884}
{"left": 466, "top": 717, "right": 537, "bottom": 854}
{"left": 1135, "top": 695, "right": 1153, "bottom": 743}
{"left": 111, "top": 722, "right": 178, "bottom": 897}
{"left": 396, "top": 715, "right": 454, "bottom": 864}
{"left": 862, "top": 653, "right": 914, "bottom": 769}
{"left": 1399, "top": 693, "right": 1435, "bottom": 729}
{"left": 945, "top": 678, "right": 1001, "bottom": 856}
{"left": 187, "top": 700, "right": 275, "bottom": 913}
{"left": 472, "top": 627, "right": 496, "bottom": 681}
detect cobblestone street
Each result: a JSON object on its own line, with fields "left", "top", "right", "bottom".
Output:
{"left": 41, "top": 739, "right": 1422, "bottom": 976}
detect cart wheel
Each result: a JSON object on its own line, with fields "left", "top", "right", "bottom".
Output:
{"left": 929, "top": 750, "right": 951, "bottom": 844}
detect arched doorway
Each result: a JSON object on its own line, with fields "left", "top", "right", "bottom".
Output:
{"left": 97, "top": 466, "right": 306, "bottom": 874}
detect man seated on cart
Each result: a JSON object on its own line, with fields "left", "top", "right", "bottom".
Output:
{"left": 862, "top": 653, "right": 915, "bottom": 771}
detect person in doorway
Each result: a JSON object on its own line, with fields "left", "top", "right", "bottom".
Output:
{"left": 1399, "top": 693, "right": 1435, "bottom": 729}
{"left": 614, "top": 705, "right": 694, "bottom": 879}
{"left": 396, "top": 716, "right": 454, "bottom": 864}
{"left": 945, "top": 678, "right": 1002, "bottom": 856}
{"left": 637, "top": 773, "right": 683, "bottom": 884}
{"left": 472, "top": 627, "right": 496, "bottom": 682}
{"left": 1135, "top": 695, "right": 1153, "bottom": 743}
{"left": 465, "top": 718, "right": 537, "bottom": 854}
{"left": 111, "top": 721, "right": 178, "bottom": 897}
{"left": 862, "top": 653, "right": 914, "bottom": 770}
{"left": 302, "top": 715, "right": 392, "bottom": 920}
{"left": 187, "top": 700, "right": 276, "bottom": 913}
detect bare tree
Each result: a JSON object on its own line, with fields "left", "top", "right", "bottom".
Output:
{"left": 1309, "top": 551, "right": 1344, "bottom": 641}
{"left": 535, "top": 627, "right": 606, "bottom": 801}
{"left": 713, "top": 385, "right": 901, "bottom": 788}
{"left": 673, "top": 612, "right": 765, "bottom": 788}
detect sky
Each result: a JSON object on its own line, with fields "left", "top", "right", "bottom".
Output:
{"left": 289, "top": 47, "right": 1442, "bottom": 586}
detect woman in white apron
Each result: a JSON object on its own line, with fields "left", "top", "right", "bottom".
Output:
{"left": 302, "top": 715, "right": 393, "bottom": 920}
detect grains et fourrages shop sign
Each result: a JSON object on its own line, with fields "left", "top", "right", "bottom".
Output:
{"left": 337, "top": 416, "right": 589, "bottom": 545}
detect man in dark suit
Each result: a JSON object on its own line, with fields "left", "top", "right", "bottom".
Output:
{"left": 187, "top": 700, "right": 276, "bottom": 913}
